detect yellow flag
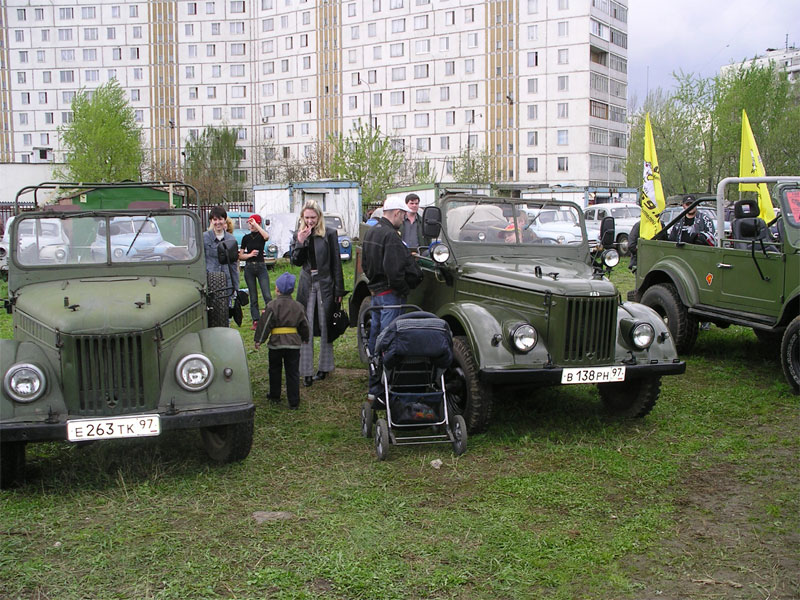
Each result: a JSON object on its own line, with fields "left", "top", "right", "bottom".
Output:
{"left": 739, "top": 109, "right": 775, "bottom": 222}
{"left": 639, "top": 113, "right": 666, "bottom": 239}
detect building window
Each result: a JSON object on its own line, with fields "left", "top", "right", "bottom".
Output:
{"left": 464, "top": 7, "right": 474, "bottom": 22}
{"left": 416, "top": 137, "right": 431, "bottom": 151}
{"left": 391, "top": 67, "right": 406, "bottom": 81}
{"left": 416, "top": 89, "right": 430, "bottom": 103}
{"left": 60, "top": 70, "right": 74, "bottom": 83}
{"left": 527, "top": 104, "right": 538, "bottom": 120}
{"left": 558, "top": 49, "right": 569, "bottom": 64}
{"left": 392, "top": 18, "right": 405, "bottom": 33}
{"left": 527, "top": 25, "right": 538, "bottom": 40}
{"left": 207, "top": 2, "right": 216, "bottom": 14}
{"left": 390, "top": 43, "right": 404, "bottom": 57}
{"left": 527, "top": 52, "right": 538, "bottom": 68}
{"left": 207, "top": 86, "right": 217, "bottom": 99}
{"left": 558, "top": 102, "right": 569, "bottom": 118}
{"left": 527, "top": 131, "right": 538, "bottom": 146}
{"left": 445, "top": 61, "right": 455, "bottom": 76}
{"left": 467, "top": 33, "right": 478, "bottom": 48}
{"left": 557, "top": 130, "right": 569, "bottom": 145}
{"left": 558, "top": 75, "right": 569, "bottom": 91}
{"left": 390, "top": 91, "right": 405, "bottom": 105}
{"left": 557, "top": 157, "right": 569, "bottom": 171}
{"left": 415, "top": 113, "right": 429, "bottom": 128}
{"left": 445, "top": 10, "right": 455, "bottom": 25}
{"left": 467, "top": 84, "right": 478, "bottom": 99}
{"left": 527, "top": 158, "right": 538, "bottom": 172}
{"left": 392, "top": 115, "right": 406, "bottom": 128}
{"left": 414, "top": 15, "right": 428, "bottom": 29}
{"left": 414, "top": 64, "right": 429, "bottom": 79}
{"left": 231, "top": 107, "right": 245, "bottom": 119}
{"left": 189, "top": 87, "right": 198, "bottom": 99}
{"left": 59, "top": 7, "right": 74, "bottom": 19}
{"left": 213, "top": 108, "right": 222, "bottom": 120}
{"left": 415, "top": 39, "right": 430, "bottom": 54}
{"left": 186, "top": 66, "right": 195, "bottom": 78}
{"left": 558, "top": 0, "right": 568, "bottom": 8}
{"left": 558, "top": 21, "right": 569, "bottom": 36}
{"left": 440, "top": 87, "right": 450, "bottom": 101}
{"left": 465, "top": 59, "right": 474, "bottom": 74}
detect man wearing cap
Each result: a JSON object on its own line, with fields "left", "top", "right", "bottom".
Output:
{"left": 239, "top": 214, "right": 271, "bottom": 330}
{"left": 400, "top": 193, "right": 423, "bottom": 249}
{"left": 668, "top": 194, "right": 715, "bottom": 244}
{"left": 254, "top": 272, "right": 310, "bottom": 409}
{"left": 362, "top": 197, "right": 424, "bottom": 395}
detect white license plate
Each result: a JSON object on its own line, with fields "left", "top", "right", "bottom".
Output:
{"left": 561, "top": 366, "right": 626, "bottom": 385}
{"left": 67, "top": 415, "right": 161, "bottom": 442}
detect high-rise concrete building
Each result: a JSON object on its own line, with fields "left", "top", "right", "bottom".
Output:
{"left": 721, "top": 44, "right": 800, "bottom": 84}
{"left": 2, "top": 0, "right": 629, "bottom": 197}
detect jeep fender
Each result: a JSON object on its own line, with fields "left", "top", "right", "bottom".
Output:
{"left": 639, "top": 255, "right": 699, "bottom": 307}
{"left": 0, "top": 339, "right": 68, "bottom": 421}
{"left": 618, "top": 301, "right": 680, "bottom": 361}
{"left": 159, "top": 328, "right": 252, "bottom": 408}
{"left": 435, "top": 301, "right": 543, "bottom": 371}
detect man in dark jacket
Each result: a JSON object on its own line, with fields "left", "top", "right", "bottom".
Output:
{"left": 362, "top": 197, "right": 423, "bottom": 396}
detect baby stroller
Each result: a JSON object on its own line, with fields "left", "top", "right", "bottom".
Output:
{"left": 361, "top": 309, "right": 467, "bottom": 461}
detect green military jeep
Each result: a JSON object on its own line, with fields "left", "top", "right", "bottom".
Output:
{"left": 351, "top": 194, "right": 685, "bottom": 433}
{"left": 632, "top": 176, "right": 800, "bottom": 394}
{"left": 0, "top": 182, "right": 254, "bottom": 488}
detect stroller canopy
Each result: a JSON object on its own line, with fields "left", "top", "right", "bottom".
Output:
{"left": 376, "top": 311, "right": 453, "bottom": 371}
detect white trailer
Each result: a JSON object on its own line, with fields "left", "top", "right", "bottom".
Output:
{"left": 517, "top": 186, "right": 638, "bottom": 210}
{"left": 253, "top": 181, "right": 362, "bottom": 256}
{"left": 381, "top": 183, "right": 491, "bottom": 212}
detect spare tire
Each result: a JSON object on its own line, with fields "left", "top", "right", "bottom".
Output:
{"left": 207, "top": 271, "right": 229, "bottom": 327}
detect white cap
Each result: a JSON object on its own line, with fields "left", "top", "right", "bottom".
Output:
{"left": 382, "top": 197, "right": 412, "bottom": 213}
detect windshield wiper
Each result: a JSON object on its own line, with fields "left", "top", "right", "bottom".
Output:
{"left": 126, "top": 213, "right": 153, "bottom": 256}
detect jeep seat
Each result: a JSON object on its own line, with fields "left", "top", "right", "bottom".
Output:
{"left": 732, "top": 199, "right": 776, "bottom": 251}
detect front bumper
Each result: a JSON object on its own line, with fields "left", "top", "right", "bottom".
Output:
{"left": 0, "top": 402, "right": 255, "bottom": 443}
{"left": 479, "top": 360, "right": 686, "bottom": 385}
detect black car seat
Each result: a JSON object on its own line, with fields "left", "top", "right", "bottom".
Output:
{"left": 732, "top": 199, "right": 777, "bottom": 252}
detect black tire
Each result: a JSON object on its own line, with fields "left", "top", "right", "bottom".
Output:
{"left": 640, "top": 283, "right": 698, "bottom": 353}
{"left": 617, "top": 233, "right": 630, "bottom": 256}
{"left": 206, "top": 271, "right": 229, "bottom": 328}
{"left": 444, "top": 336, "right": 493, "bottom": 434}
{"left": 451, "top": 414, "right": 468, "bottom": 456}
{"left": 360, "top": 401, "right": 374, "bottom": 438}
{"left": 374, "top": 418, "right": 389, "bottom": 461}
{"left": 0, "top": 442, "right": 26, "bottom": 489}
{"left": 598, "top": 376, "right": 661, "bottom": 418}
{"left": 780, "top": 316, "right": 800, "bottom": 394}
{"left": 357, "top": 295, "right": 372, "bottom": 365}
{"left": 200, "top": 419, "right": 254, "bottom": 463}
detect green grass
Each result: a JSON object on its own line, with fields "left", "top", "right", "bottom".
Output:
{"left": 1, "top": 258, "right": 797, "bottom": 599}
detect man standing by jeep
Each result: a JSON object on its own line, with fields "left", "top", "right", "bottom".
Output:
{"left": 668, "top": 194, "right": 714, "bottom": 244}
{"left": 362, "top": 197, "right": 423, "bottom": 394}
{"left": 400, "top": 193, "right": 423, "bottom": 249}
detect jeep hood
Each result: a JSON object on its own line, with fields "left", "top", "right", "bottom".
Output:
{"left": 458, "top": 257, "right": 617, "bottom": 296}
{"left": 13, "top": 276, "right": 204, "bottom": 334}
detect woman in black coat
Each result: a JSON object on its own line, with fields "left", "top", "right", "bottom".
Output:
{"left": 291, "top": 200, "right": 345, "bottom": 387}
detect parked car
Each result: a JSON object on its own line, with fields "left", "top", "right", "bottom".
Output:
{"left": 228, "top": 211, "right": 279, "bottom": 267}
{"left": 632, "top": 176, "right": 800, "bottom": 393}
{"left": 584, "top": 203, "right": 641, "bottom": 255}
{"left": 351, "top": 194, "right": 685, "bottom": 434}
{"left": 325, "top": 213, "right": 352, "bottom": 260}
{"left": 522, "top": 206, "right": 585, "bottom": 245}
{"left": 0, "top": 182, "right": 255, "bottom": 488}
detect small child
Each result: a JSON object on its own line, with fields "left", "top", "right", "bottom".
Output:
{"left": 254, "top": 272, "right": 311, "bottom": 409}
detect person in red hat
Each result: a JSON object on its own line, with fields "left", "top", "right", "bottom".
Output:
{"left": 239, "top": 214, "right": 272, "bottom": 329}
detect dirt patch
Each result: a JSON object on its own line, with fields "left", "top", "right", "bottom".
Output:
{"left": 626, "top": 444, "right": 799, "bottom": 599}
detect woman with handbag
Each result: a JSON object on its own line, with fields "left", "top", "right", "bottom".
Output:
{"left": 291, "top": 200, "right": 345, "bottom": 387}
{"left": 203, "top": 205, "right": 240, "bottom": 323}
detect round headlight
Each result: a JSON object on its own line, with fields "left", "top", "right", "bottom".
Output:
{"left": 4, "top": 363, "right": 46, "bottom": 403}
{"left": 431, "top": 242, "right": 450, "bottom": 263}
{"left": 477, "top": 232, "right": 486, "bottom": 241}
{"left": 557, "top": 235, "right": 566, "bottom": 244}
{"left": 113, "top": 247, "right": 124, "bottom": 258}
{"left": 175, "top": 353, "right": 214, "bottom": 391}
{"left": 511, "top": 324, "right": 537, "bottom": 353}
{"left": 603, "top": 248, "right": 620, "bottom": 268}
{"left": 341, "top": 239, "right": 350, "bottom": 248}
{"left": 55, "top": 248, "right": 67, "bottom": 260}
{"left": 631, "top": 323, "right": 655, "bottom": 349}
{"left": 0, "top": 247, "right": 6, "bottom": 258}
{"left": 268, "top": 244, "right": 277, "bottom": 253}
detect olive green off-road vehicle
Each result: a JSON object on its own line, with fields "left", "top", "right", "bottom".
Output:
{"left": 632, "top": 176, "right": 800, "bottom": 394}
{"left": 351, "top": 194, "right": 685, "bottom": 433}
{"left": 0, "top": 182, "right": 254, "bottom": 488}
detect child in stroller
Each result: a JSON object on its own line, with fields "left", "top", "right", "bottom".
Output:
{"left": 361, "top": 310, "right": 467, "bottom": 460}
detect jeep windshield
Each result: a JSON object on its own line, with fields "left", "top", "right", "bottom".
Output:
{"left": 443, "top": 199, "right": 586, "bottom": 246}
{"left": 14, "top": 213, "right": 199, "bottom": 266}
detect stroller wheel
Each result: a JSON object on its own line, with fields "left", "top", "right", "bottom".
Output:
{"left": 451, "top": 415, "right": 468, "bottom": 456}
{"left": 360, "top": 401, "right": 374, "bottom": 438}
{"left": 374, "top": 419, "right": 389, "bottom": 461}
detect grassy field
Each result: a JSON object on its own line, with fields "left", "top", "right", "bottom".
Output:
{"left": 1, "top": 259, "right": 797, "bottom": 600}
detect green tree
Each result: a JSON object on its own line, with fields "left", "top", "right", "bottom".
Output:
{"left": 183, "top": 126, "right": 244, "bottom": 204}
{"left": 55, "top": 80, "right": 143, "bottom": 182}
{"left": 451, "top": 147, "right": 497, "bottom": 183}
{"left": 328, "top": 123, "right": 404, "bottom": 208}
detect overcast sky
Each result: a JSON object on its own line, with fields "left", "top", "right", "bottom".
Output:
{"left": 627, "top": 1, "right": 800, "bottom": 106}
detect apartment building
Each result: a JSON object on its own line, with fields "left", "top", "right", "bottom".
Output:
{"left": 721, "top": 44, "right": 800, "bottom": 83}
{"left": 1, "top": 0, "right": 629, "bottom": 195}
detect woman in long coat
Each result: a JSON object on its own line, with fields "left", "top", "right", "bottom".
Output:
{"left": 291, "top": 200, "right": 345, "bottom": 387}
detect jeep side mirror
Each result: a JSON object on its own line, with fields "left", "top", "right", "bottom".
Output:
{"left": 422, "top": 206, "right": 442, "bottom": 239}
{"left": 600, "top": 216, "right": 615, "bottom": 248}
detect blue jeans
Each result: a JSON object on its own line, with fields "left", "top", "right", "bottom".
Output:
{"left": 367, "top": 292, "right": 405, "bottom": 395}
{"left": 244, "top": 262, "right": 271, "bottom": 322}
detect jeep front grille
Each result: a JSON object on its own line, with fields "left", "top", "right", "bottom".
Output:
{"left": 68, "top": 333, "right": 154, "bottom": 415}
{"left": 562, "top": 296, "right": 616, "bottom": 363}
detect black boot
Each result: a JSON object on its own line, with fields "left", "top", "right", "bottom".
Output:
{"left": 313, "top": 371, "right": 328, "bottom": 381}
{"left": 303, "top": 376, "right": 313, "bottom": 387}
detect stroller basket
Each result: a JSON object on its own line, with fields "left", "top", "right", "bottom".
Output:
{"left": 389, "top": 391, "right": 444, "bottom": 425}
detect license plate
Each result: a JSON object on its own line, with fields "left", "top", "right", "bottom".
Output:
{"left": 561, "top": 366, "right": 626, "bottom": 384}
{"left": 67, "top": 415, "right": 161, "bottom": 442}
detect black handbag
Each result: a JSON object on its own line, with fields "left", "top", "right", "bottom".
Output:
{"left": 328, "top": 302, "right": 350, "bottom": 342}
{"left": 217, "top": 238, "right": 239, "bottom": 265}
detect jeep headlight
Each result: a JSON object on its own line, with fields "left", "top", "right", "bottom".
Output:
{"left": 431, "top": 242, "right": 450, "bottom": 263}
{"left": 511, "top": 324, "right": 537, "bottom": 353}
{"left": 341, "top": 239, "right": 350, "bottom": 248}
{"left": 176, "top": 354, "right": 214, "bottom": 391}
{"left": 631, "top": 323, "right": 655, "bottom": 349}
{"left": 113, "top": 247, "right": 125, "bottom": 259}
{"left": 602, "top": 248, "right": 620, "bottom": 268}
{"left": 4, "top": 363, "right": 46, "bottom": 403}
